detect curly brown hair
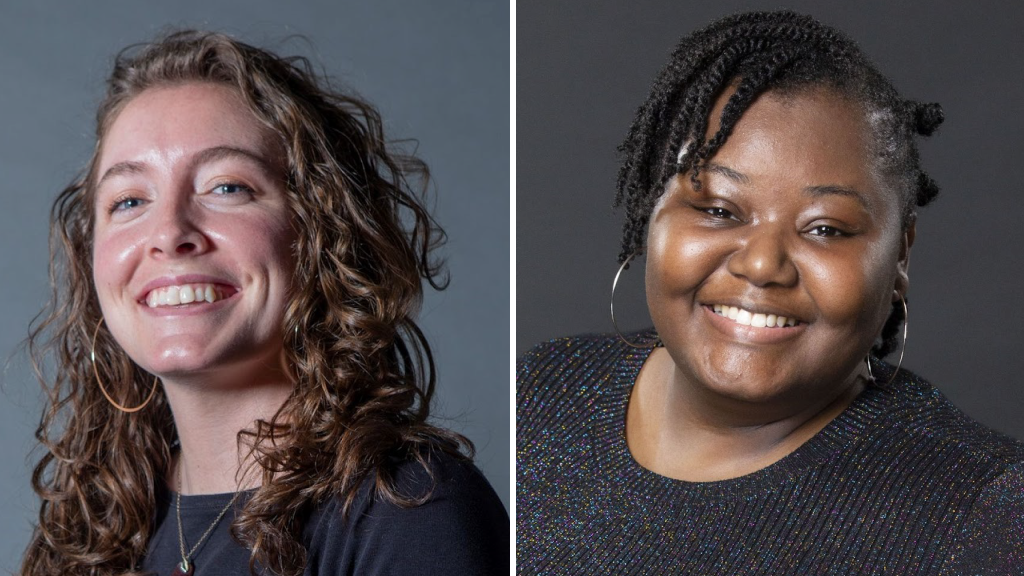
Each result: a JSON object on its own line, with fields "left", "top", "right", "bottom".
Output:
{"left": 21, "top": 30, "right": 470, "bottom": 576}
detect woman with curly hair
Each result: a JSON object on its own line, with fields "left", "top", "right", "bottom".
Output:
{"left": 21, "top": 30, "right": 507, "bottom": 576}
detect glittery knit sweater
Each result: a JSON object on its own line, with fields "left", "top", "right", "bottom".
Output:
{"left": 516, "top": 333, "right": 1024, "bottom": 575}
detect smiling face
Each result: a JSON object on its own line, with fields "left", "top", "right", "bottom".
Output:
{"left": 646, "top": 86, "right": 912, "bottom": 404}
{"left": 92, "top": 82, "right": 297, "bottom": 385}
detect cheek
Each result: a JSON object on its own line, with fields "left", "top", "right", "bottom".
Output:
{"left": 645, "top": 213, "right": 726, "bottom": 304}
{"left": 220, "top": 212, "right": 297, "bottom": 284}
{"left": 798, "top": 242, "right": 896, "bottom": 329}
{"left": 261, "top": 219, "right": 297, "bottom": 271}
{"left": 91, "top": 227, "right": 144, "bottom": 295}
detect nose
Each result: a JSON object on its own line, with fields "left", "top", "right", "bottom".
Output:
{"left": 726, "top": 224, "right": 798, "bottom": 287}
{"left": 148, "top": 194, "right": 210, "bottom": 258}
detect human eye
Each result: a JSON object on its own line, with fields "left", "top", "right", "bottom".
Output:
{"left": 199, "top": 180, "right": 257, "bottom": 205}
{"left": 209, "top": 182, "right": 254, "bottom": 196}
{"left": 108, "top": 194, "right": 146, "bottom": 214}
{"left": 697, "top": 206, "right": 736, "bottom": 220}
{"left": 808, "top": 224, "right": 847, "bottom": 237}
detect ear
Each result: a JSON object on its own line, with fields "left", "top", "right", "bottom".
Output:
{"left": 894, "top": 216, "right": 916, "bottom": 299}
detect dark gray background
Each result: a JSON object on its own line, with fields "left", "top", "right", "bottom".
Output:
{"left": 0, "top": 1, "right": 508, "bottom": 569}
{"left": 518, "top": 0, "right": 1024, "bottom": 440}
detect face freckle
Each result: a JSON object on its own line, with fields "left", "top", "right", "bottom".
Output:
{"left": 91, "top": 82, "right": 297, "bottom": 383}
{"left": 644, "top": 86, "right": 912, "bottom": 404}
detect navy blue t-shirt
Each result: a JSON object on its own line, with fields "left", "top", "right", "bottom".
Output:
{"left": 142, "top": 454, "right": 508, "bottom": 575}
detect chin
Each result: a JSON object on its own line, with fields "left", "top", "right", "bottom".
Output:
{"left": 711, "top": 379, "right": 792, "bottom": 405}
{"left": 704, "top": 375, "right": 784, "bottom": 404}
{"left": 142, "top": 336, "right": 286, "bottom": 384}
{"left": 695, "top": 357, "right": 796, "bottom": 404}
{"left": 126, "top": 334, "right": 221, "bottom": 372}
{"left": 145, "top": 348, "right": 221, "bottom": 377}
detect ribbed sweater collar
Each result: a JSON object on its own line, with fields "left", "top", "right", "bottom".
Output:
{"left": 593, "top": 332, "right": 905, "bottom": 501}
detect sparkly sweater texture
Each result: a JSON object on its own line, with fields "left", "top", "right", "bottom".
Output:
{"left": 516, "top": 333, "right": 1024, "bottom": 575}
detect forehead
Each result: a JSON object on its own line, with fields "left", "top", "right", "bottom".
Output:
{"left": 706, "top": 87, "right": 874, "bottom": 185}
{"left": 696, "top": 86, "right": 904, "bottom": 220}
{"left": 97, "top": 82, "right": 281, "bottom": 176}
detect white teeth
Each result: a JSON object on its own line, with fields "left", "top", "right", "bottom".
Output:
{"left": 711, "top": 305, "right": 800, "bottom": 329}
{"left": 145, "top": 283, "right": 224, "bottom": 308}
{"left": 735, "top": 309, "right": 752, "bottom": 326}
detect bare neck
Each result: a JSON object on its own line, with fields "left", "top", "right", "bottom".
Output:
{"left": 626, "top": 347, "right": 867, "bottom": 482}
{"left": 163, "top": 375, "right": 293, "bottom": 495}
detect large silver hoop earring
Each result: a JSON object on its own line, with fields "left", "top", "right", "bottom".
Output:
{"left": 91, "top": 318, "right": 159, "bottom": 413}
{"left": 866, "top": 294, "right": 908, "bottom": 387}
{"left": 610, "top": 251, "right": 655, "bottom": 349}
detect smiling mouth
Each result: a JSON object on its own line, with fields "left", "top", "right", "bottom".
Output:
{"left": 710, "top": 304, "right": 803, "bottom": 328}
{"left": 144, "top": 283, "right": 236, "bottom": 308}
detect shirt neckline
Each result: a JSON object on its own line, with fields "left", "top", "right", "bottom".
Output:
{"left": 157, "top": 482, "right": 257, "bottom": 512}
{"left": 597, "top": 331, "right": 896, "bottom": 500}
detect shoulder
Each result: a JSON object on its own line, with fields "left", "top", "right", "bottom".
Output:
{"left": 515, "top": 332, "right": 617, "bottom": 379}
{"left": 941, "top": 462, "right": 1024, "bottom": 574}
{"left": 516, "top": 331, "right": 660, "bottom": 492}
{"left": 867, "top": 368, "right": 1024, "bottom": 571}
{"left": 517, "top": 332, "right": 637, "bottom": 445}
{"left": 516, "top": 331, "right": 654, "bottom": 410}
{"left": 303, "top": 451, "right": 508, "bottom": 576}
{"left": 878, "top": 368, "right": 1024, "bottom": 468}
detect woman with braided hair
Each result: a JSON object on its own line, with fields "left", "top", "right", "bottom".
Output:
{"left": 517, "top": 10, "right": 1024, "bottom": 574}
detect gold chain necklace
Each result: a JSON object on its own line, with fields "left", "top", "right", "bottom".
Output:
{"left": 170, "top": 456, "right": 242, "bottom": 576}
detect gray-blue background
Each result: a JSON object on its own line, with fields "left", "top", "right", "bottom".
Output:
{"left": 0, "top": 1, "right": 508, "bottom": 569}
{"left": 518, "top": 0, "right": 1024, "bottom": 440}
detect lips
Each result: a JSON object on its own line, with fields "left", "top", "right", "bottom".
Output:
{"left": 702, "top": 304, "right": 808, "bottom": 344}
{"left": 698, "top": 298, "right": 810, "bottom": 344}
{"left": 136, "top": 275, "right": 239, "bottom": 308}
{"left": 710, "top": 304, "right": 802, "bottom": 328}
{"left": 145, "top": 283, "right": 233, "bottom": 308}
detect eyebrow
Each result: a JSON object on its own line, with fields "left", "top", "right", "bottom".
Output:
{"left": 96, "top": 145, "right": 275, "bottom": 187}
{"left": 804, "top": 184, "right": 871, "bottom": 210}
{"left": 703, "top": 161, "right": 871, "bottom": 209}
{"left": 704, "top": 162, "right": 751, "bottom": 184}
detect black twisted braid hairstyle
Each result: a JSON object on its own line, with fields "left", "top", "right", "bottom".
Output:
{"left": 614, "top": 10, "right": 943, "bottom": 359}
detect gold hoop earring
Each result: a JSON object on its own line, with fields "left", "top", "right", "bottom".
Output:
{"left": 866, "top": 294, "right": 908, "bottom": 387}
{"left": 91, "top": 318, "right": 159, "bottom": 413}
{"left": 610, "top": 251, "right": 657, "bottom": 349}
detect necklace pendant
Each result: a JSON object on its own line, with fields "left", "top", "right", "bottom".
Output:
{"left": 171, "top": 559, "right": 194, "bottom": 576}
